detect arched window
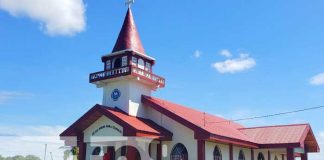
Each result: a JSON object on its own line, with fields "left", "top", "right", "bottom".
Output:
{"left": 113, "top": 57, "right": 122, "bottom": 69}
{"left": 170, "top": 143, "right": 188, "bottom": 160}
{"left": 138, "top": 58, "right": 144, "bottom": 70}
{"left": 238, "top": 150, "right": 245, "bottom": 160}
{"left": 257, "top": 153, "right": 265, "bottom": 160}
{"left": 92, "top": 147, "right": 101, "bottom": 155}
{"left": 274, "top": 156, "right": 278, "bottom": 160}
{"left": 213, "top": 146, "right": 222, "bottom": 160}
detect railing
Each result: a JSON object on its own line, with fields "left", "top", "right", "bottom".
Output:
{"left": 89, "top": 66, "right": 165, "bottom": 87}
{"left": 89, "top": 66, "right": 131, "bottom": 83}
{"left": 131, "top": 67, "right": 165, "bottom": 87}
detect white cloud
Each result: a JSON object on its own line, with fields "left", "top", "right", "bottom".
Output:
{"left": 0, "top": 91, "right": 32, "bottom": 103}
{"left": 212, "top": 53, "right": 256, "bottom": 73}
{"left": 310, "top": 73, "right": 324, "bottom": 86}
{"left": 193, "top": 50, "right": 202, "bottom": 58}
{"left": 0, "top": 0, "right": 86, "bottom": 36}
{"left": 219, "top": 49, "right": 232, "bottom": 58}
{"left": 0, "top": 125, "right": 68, "bottom": 158}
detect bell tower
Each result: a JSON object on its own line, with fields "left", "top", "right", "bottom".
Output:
{"left": 89, "top": 8, "right": 165, "bottom": 117}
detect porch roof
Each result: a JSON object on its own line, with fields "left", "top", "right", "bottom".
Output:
{"left": 60, "top": 104, "right": 172, "bottom": 141}
{"left": 240, "top": 124, "right": 320, "bottom": 152}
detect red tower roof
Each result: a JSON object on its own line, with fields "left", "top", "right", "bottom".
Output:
{"left": 112, "top": 8, "right": 146, "bottom": 54}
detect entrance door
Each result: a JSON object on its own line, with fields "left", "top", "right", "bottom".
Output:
{"left": 104, "top": 147, "right": 115, "bottom": 160}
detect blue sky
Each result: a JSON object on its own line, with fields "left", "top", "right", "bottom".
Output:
{"left": 1, "top": 0, "right": 324, "bottom": 158}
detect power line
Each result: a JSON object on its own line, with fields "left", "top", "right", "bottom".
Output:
{"left": 207, "top": 105, "right": 324, "bottom": 124}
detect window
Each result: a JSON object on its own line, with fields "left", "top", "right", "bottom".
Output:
{"left": 138, "top": 58, "right": 144, "bottom": 70}
{"left": 113, "top": 57, "right": 122, "bottom": 69}
{"left": 106, "top": 60, "right": 111, "bottom": 70}
{"left": 170, "top": 143, "right": 188, "bottom": 160}
{"left": 257, "top": 153, "right": 265, "bottom": 160}
{"left": 238, "top": 150, "right": 245, "bottom": 160}
{"left": 274, "top": 156, "right": 278, "bottom": 160}
{"left": 92, "top": 147, "right": 101, "bottom": 155}
{"left": 213, "top": 146, "right": 222, "bottom": 160}
{"left": 122, "top": 56, "right": 128, "bottom": 67}
{"left": 132, "top": 56, "right": 137, "bottom": 65}
{"left": 145, "top": 62, "right": 151, "bottom": 72}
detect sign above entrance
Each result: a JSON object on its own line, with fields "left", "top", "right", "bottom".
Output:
{"left": 92, "top": 124, "right": 122, "bottom": 136}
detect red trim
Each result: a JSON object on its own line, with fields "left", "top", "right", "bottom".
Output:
{"left": 229, "top": 144, "right": 233, "bottom": 160}
{"left": 77, "top": 133, "right": 86, "bottom": 160}
{"left": 287, "top": 147, "right": 294, "bottom": 160}
{"left": 157, "top": 141, "right": 162, "bottom": 160}
{"left": 301, "top": 152, "right": 308, "bottom": 160}
{"left": 209, "top": 134, "right": 258, "bottom": 148}
{"left": 259, "top": 143, "right": 300, "bottom": 148}
{"left": 197, "top": 140, "right": 205, "bottom": 160}
{"left": 60, "top": 104, "right": 172, "bottom": 140}
{"left": 142, "top": 95, "right": 209, "bottom": 137}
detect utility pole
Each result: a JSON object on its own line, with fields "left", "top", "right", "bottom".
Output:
{"left": 44, "top": 144, "right": 47, "bottom": 160}
{"left": 50, "top": 152, "right": 54, "bottom": 160}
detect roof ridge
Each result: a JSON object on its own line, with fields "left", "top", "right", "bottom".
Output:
{"left": 239, "top": 123, "right": 309, "bottom": 130}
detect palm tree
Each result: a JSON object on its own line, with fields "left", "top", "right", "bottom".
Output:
{"left": 63, "top": 147, "right": 79, "bottom": 160}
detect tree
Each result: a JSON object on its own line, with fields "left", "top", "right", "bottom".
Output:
{"left": 64, "top": 146, "right": 79, "bottom": 160}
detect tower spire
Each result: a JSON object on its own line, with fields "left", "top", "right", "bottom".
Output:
{"left": 111, "top": 6, "right": 146, "bottom": 55}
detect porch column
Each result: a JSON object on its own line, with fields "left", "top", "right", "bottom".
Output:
{"left": 157, "top": 141, "right": 162, "bottom": 160}
{"left": 268, "top": 150, "right": 271, "bottom": 160}
{"left": 229, "top": 144, "right": 233, "bottom": 160}
{"left": 251, "top": 149, "right": 254, "bottom": 160}
{"left": 77, "top": 133, "right": 87, "bottom": 160}
{"left": 301, "top": 152, "right": 308, "bottom": 160}
{"left": 197, "top": 140, "right": 205, "bottom": 160}
{"left": 287, "top": 147, "right": 294, "bottom": 160}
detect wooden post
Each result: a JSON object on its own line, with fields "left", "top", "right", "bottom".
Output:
{"left": 268, "top": 150, "right": 271, "bottom": 160}
{"left": 77, "top": 133, "right": 87, "bottom": 160}
{"left": 157, "top": 141, "right": 162, "bottom": 160}
{"left": 251, "top": 149, "right": 254, "bottom": 160}
{"left": 287, "top": 148, "right": 294, "bottom": 160}
{"left": 197, "top": 140, "right": 205, "bottom": 160}
{"left": 229, "top": 144, "right": 233, "bottom": 160}
{"left": 301, "top": 152, "right": 308, "bottom": 160}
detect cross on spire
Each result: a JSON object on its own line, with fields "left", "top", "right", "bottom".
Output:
{"left": 125, "top": 0, "right": 135, "bottom": 8}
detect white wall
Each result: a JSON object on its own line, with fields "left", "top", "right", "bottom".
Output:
{"left": 233, "top": 146, "right": 251, "bottom": 160}
{"left": 83, "top": 116, "right": 123, "bottom": 142}
{"left": 205, "top": 141, "right": 229, "bottom": 160}
{"left": 83, "top": 116, "right": 123, "bottom": 160}
{"left": 102, "top": 79, "right": 152, "bottom": 117}
{"left": 253, "top": 148, "right": 286, "bottom": 160}
{"left": 145, "top": 107, "right": 197, "bottom": 160}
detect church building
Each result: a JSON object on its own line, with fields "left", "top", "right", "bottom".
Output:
{"left": 60, "top": 6, "right": 320, "bottom": 160}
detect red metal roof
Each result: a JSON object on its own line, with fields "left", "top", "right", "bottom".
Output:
{"left": 142, "top": 95, "right": 256, "bottom": 146}
{"left": 142, "top": 95, "right": 320, "bottom": 151}
{"left": 240, "top": 124, "right": 308, "bottom": 144}
{"left": 60, "top": 104, "right": 172, "bottom": 140}
{"left": 112, "top": 8, "right": 146, "bottom": 54}
{"left": 240, "top": 124, "right": 320, "bottom": 152}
